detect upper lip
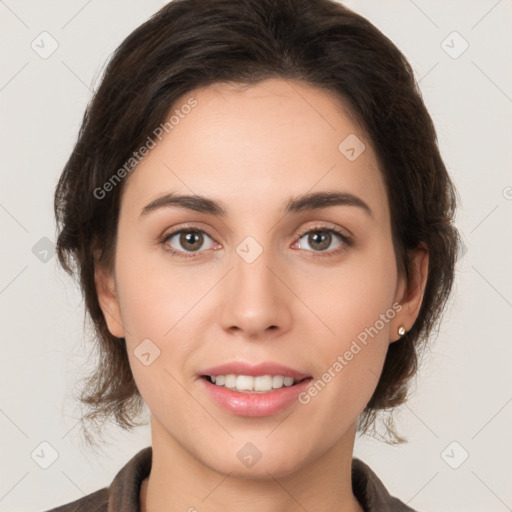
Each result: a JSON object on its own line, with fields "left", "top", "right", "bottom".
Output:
{"left": 199, "top": 362, "right": 311, "bottom": 380}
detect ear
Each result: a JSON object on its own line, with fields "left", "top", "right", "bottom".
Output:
{"left": 94, "top": 257, "right": 125, "bottom": 339}
{"left": 390, "top": 244, "right": 429, "bottom": 343}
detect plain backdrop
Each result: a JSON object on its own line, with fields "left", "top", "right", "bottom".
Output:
{"left": 1, "top": 1, "right": 511, "bottom": 511}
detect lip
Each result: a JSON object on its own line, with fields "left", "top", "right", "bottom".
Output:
{"left": 199, "top": 361, "right": 310, "bottom": 380}
{"left": 197, "top": 361, "right": 312, "bottom": 417}
{"left": 199, "top": 376, "right": 313, "bottom": 417}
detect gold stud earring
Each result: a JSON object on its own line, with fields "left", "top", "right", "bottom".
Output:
{"left": 398, "top": 326, "right": 406, "bottom": 336}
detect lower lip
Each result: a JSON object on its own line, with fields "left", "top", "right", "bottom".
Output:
{"left": 199, "top": 377, "right": 313, "bottom": 417}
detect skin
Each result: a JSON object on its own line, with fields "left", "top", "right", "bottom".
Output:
{"left": 95, "top": 78, "right": 428, "bottom": 512}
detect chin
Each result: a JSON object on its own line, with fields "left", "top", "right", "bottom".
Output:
{"left": 196, "top": 440, "right": 312, "bottom": 480}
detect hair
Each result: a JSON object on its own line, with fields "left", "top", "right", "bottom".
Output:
{"left": 54, "top": 0, "right": 461, "bottom": 447}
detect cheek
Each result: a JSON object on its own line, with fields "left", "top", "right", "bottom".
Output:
{"left": 113, "top": 235, "right": 192, "bottom": 338}
{"left": 116, "top": 262, "right": 199, "bottom": 421}
{"left": 297, "top": 238, "right": 398, "bottom": 405}
{"left": 110, "top": 242, "right": 187, "bottom": 398}
{"left": 302, "top": 235, "right": 398, "bottom": 344}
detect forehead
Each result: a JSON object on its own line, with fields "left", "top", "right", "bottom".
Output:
{"left": 121, "top": 78, "right": 388, "bottom": 223}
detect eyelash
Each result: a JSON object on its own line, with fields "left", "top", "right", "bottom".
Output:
{"left": 159, "top": 223, "right": 353, "bottom": 259}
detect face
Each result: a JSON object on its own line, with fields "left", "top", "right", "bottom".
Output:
{"left": 96, "top": 78, "right": 427, "bottom": 479}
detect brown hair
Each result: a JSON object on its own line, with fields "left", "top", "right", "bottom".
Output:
{"left": 54, "top": 0, "right": 461, "bottom": 446}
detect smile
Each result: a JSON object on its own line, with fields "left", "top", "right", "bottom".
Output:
{"left": 203, "top": 374, "right": 308, "bottom": 393}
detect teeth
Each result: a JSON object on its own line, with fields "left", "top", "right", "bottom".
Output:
{"left": 207, "top": 374, "right": 298, "bottom": 393}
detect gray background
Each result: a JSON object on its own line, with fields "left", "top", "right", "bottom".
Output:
{"left": 1, "top": 1, "right": 511, "bottom": 510}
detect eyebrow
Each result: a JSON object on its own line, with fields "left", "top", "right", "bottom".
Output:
{"left": 139, "top": 190, "right": 373, "bottom": 219}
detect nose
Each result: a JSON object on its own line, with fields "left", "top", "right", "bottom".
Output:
{"left": 218, "top": 241, "right": 292, "bottom": 339}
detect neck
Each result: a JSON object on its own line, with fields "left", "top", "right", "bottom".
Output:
{"left": 140, "top": 419, "right": 364, "bottom": 512}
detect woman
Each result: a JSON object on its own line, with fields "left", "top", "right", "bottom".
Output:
{"left": 48, "top": 0, "right": 460, "bottom": 510}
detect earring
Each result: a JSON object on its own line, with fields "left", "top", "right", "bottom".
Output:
{"left": 398, "top": 326, "right": 406, "bottom": 336}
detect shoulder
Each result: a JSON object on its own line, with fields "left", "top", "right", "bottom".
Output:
{"left": 43, "top": 487, "right": 109, "bottom": 512}
{"left": 42, "top": 446, "right": 152, "bottom": 512}
{"left": 352, "top": 458, "right": 419, "bottom": 512}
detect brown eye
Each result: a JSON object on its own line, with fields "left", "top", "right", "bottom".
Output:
{"left": 297, "top": 229, "right": 345, "bottom": 253}
{"left": 162, "top": 229, "right": 215, "bottom": 255}
{"left": 179, "top": 230, "right": 204, "bottom": 252}
{"left": 305, "top": 231, "right": 332, "bottom": 251}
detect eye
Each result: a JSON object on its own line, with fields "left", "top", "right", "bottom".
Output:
{"left": 160, "top": 227, "right": 216, "bottom": 258}
{"left": 294, "top": 225, "right": 352, "bottom": 257}
{"left": 159, "top": 223, "right": 353, "bottom": 259}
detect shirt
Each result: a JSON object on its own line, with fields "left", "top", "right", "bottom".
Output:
{"left": 44, "top": 446, "right": 417, "bottom": 512}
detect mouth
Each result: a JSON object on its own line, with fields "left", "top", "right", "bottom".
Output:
{"left": 201, "top": 374, "right": 312, "bottom": 394}
{"left": 197, "top": 362, "right": 313, "bottom": 416}
{"left": 199, "top": 373, "right": 314, "bottom": 417}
